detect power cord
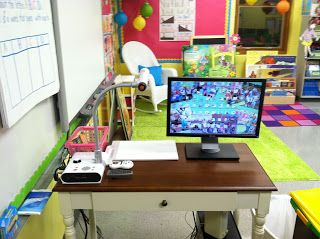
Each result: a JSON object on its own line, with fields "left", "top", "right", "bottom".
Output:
{"left": 79, "top": 209, "right": 104, "bottom": 239}
{"left": 80, "top": 210, "right": 88, "bottom": 239}
{"left": 184, "top": 211, "right": 199, "bottom": 239}
{"left": 53, "top": 148, "right": 70, "bottom": 181}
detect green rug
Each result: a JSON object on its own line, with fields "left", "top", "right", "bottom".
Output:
{"left": 133, "top": 100, "right": 320, "bottom": 182}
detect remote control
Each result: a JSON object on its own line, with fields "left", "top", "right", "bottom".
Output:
{"left": 107, "top": 169, "right": 133, "bottom": 178}
{"left": 109, "top": 160, "right": 134, "bottom": 169}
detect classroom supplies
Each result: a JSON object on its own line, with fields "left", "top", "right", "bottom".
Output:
{"left": 18, "top": 190, "right": 52, "bottom": 215}
{"left": 0, "top": 206, "right": 20, "bottom": 239}
{"left": 65, "top": 126, "right": 109, "bottom": 156}
{"left": 113, "top": 140, "right": 179, "bottom": 161}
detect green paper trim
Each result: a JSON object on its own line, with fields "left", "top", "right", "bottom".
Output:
{"left": 10, "top": 118, "right": 82, "bottom": 208}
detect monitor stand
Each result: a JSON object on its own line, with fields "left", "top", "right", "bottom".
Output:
{"left": 185, "top": 137, "right": 239, "bottom": 160}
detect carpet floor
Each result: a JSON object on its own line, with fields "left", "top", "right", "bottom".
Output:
{"left": 262, "top": 102, "right": 320, "bottom": 127}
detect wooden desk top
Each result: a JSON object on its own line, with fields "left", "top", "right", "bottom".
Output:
{"left": 54, "top": 143, "right": 277, "bottom": 193}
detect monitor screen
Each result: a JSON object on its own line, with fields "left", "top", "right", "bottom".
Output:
{"left": 167, "top": 77, "right": 266, "bottom": 138}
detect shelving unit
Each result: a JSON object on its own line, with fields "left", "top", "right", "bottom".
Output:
{"left": 296, "top": 16, "right": 320, "bottom": 98}
{"left": 264, "top": 78, "right": 296, "bottom": 104}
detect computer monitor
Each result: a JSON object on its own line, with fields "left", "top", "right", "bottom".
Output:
{"left": 167, "top": 77, "right": 266, "bottom": 160}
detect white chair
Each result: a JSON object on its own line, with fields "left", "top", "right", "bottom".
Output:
{"left": 122, "top": 41, "right": 178, "bottom": 113}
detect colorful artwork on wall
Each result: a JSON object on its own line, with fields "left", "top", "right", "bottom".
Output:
{"left": 159, "top": 0, "right": 196, "bottom": 41}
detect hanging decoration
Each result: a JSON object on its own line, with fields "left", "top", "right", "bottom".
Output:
{"left": 230, "top": 34, "right": 241, "bottom": 45}
{"left": 114, "top": 10, "right": 128, "bottom": 26}
{"left": 276, "top": 0, "right": 290, "bottom": 15}
{"left": 140, "top": 2, "right": 153, "bottom": 18}
{"left": 133, "top": 15, "right": 146, "bottom": 31}
{"left": 245, "top": 0, "right": 257, "bottom": 5}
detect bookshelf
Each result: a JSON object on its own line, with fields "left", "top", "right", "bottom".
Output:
{"left": 246, "top": 58, "right": 297, "bottom": 104}
{"left": 296, "top": 16, "right": 320, "bottom": 98}
{"left": 264, "top": 78, "right": 296, "bottom": 104}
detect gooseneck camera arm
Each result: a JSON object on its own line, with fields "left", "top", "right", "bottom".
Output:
{"left": 92, "top": 80, "right": 147, "bottom": 163}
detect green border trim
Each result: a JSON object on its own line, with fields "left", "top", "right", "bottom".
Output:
{"left": 10, "top": 118, "right": 82, "bottom": 208}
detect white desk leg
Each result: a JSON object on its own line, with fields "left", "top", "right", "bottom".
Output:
{"left": 88, "top": 210, "right": 97, "bottom": 239}
{"left": 252, "top": 192, "right": 272, "bottom": 239}
{"left": 58, "top": 193, "right": 76, "bottom": 239}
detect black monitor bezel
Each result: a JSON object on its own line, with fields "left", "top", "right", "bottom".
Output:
{"left": 166, "top": 77, "right": 266, "bottom": 138}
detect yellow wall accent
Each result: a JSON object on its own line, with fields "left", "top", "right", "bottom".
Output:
{"left": 117, "top": 0, "right": 302, "bottom": 78}
{"left": 17, "top": 181, "right": 64, "bottom": 239}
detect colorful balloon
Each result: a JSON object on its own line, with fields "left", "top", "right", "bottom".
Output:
{"left": 140, "top": 2, "right": 153, "bottom": 18}
{"left": 276, "top": 0, "right": 290, "bottom": 15}
{"left": 114, "top": 10, "right": 128, "bottom": 26}
{"left": 133, "top": 15, "right": 146, "bottom": 31}
{"left": 245, "top": 0, "right": 257, "bottom": 6}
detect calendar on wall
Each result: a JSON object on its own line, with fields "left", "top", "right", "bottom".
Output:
{"left": 159, "top": 0, "right": 196, "bottom": 41}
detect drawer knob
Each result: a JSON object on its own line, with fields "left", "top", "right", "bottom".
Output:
{"left": 161, "top": 200, "right": 168, "bottom": 207}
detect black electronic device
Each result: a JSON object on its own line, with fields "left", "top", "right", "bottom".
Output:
{"left": 107, "top": 169, "right": 133, "bottom": 178}
{"left": 167, "top": 77, "right": 266, "bottom": 160}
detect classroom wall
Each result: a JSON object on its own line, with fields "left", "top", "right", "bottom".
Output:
{"left": 0, "top": 98, "right": 60, "bottom": 213}
{"left": 121, "top": 0, "right": 226, "bottom": 59}
{"left": 117, "top": 0, "right": 302, "bottom": 77}
{"left": 0, "top": 0, "right": 110, "bottom": 237}
{"left": 0, "top": 97, "right": 65, "bottom": 238}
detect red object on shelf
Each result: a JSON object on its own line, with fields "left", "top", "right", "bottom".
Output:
{"left": 65, "top": 126, "right": 109, "bottom": 155}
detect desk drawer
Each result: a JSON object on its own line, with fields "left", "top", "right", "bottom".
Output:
{"left": 92, "top": 192, "right": 237, "bottom": 211}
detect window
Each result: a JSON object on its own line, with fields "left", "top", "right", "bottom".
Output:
{"left": 235, "top": 0, "right": 291, "bottom": 53}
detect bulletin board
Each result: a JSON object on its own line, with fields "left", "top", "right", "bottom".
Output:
{"left": 120, "top": 0, "right": 230, "bottom": 62}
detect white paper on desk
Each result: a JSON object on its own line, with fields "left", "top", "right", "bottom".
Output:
{"left": 114, "top": 140, "right": 179, "bottom": 160}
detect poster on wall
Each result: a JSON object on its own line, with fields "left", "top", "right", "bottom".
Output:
{"left": 160, "top": 0, "right": 196, "bottom": 41}
{"left": 182, "top": 45, "right": 236, "bottom": 78}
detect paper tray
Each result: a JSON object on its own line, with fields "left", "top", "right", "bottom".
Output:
{"left": 112, "top": 140, "right": 179, "bottom": 161}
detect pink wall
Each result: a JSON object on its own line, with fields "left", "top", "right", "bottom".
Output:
{"left": 122, "top": 0, "right": 226, "bottom": 59}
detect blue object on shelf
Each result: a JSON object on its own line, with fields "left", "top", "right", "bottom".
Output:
{"left": 303, "top": 80, "right": 320, "bottom": 96}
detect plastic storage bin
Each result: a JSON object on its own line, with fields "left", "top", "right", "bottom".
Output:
{"left": 65, "top": 126, "right": 109, "bottom": 155}
{"left": 303, "top": 80, "right": 319, "bottom": 96}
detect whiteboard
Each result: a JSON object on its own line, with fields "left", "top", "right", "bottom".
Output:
{"left": 52, "top": 0, "right": 105, "bottom": 131}
{"left": 0, "top": 0, "right": 60, "bottom": 128}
